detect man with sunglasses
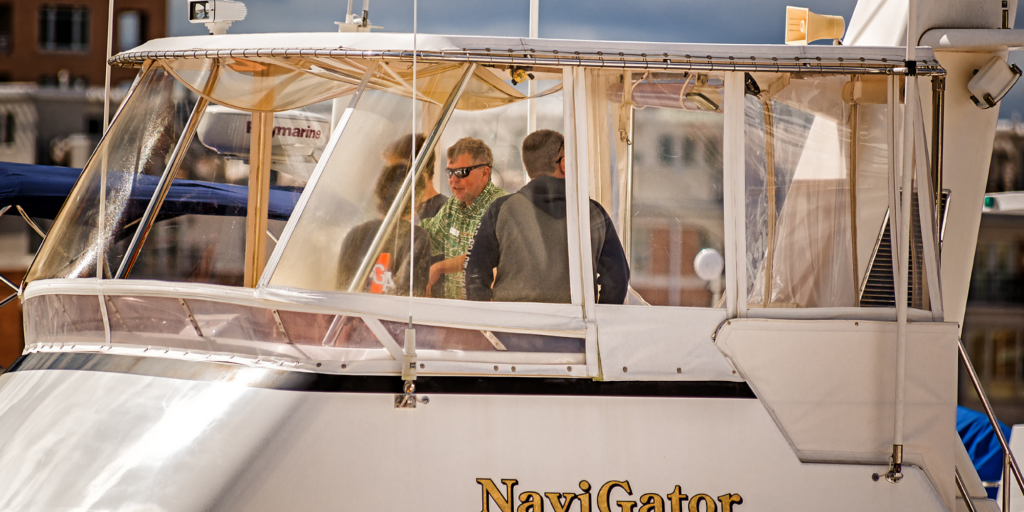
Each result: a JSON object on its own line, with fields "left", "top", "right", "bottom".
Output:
{"left": 464, "top": 130, "right": 629, "bottom": 304}
{"left": 421, "top": 137, "right": 507, "bottom": 299}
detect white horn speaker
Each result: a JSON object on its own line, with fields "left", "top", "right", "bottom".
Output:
{"left": 785, "top": 6, "right": 845, "bottom": 45}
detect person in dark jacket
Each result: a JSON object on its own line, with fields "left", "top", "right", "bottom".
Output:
{"left": 383, "top": 133, "right": 447, "bottom": 220}
{"left": 337, "top": 163, "right": 431, "bottom": 296}
{"left": 464, "top": 130, "right": 629, "bottom": 304}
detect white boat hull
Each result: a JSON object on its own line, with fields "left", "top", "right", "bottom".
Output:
{"left": 0, "top": 354, "right": 947, "bottom": 511}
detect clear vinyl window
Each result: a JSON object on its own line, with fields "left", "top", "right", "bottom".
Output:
{"left": 743, "top": 74, "right": 897, "bottom": 309}
{"left": 268, "top": 62, "right": 465, "bottom": 295}
{"left": 124, "top": 100, "right": 333, "bottom": 285}
{"left": 27, "top": 65, "right": 192, "bottom": 282}
{"left": 592, "top": 70, "right": 725, "bottom": 308}
{"left": 270, "top": 63, "right": 590, "bottom": 307}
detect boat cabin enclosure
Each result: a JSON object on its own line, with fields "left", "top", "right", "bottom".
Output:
{"left": 20, "top": 33, "right": 949, "bottom": 376}
{"left": 12, "top": 32, "right": 968, "bottom": 508}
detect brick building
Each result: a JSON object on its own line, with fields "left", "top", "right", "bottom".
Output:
{"left": 0, "top": 0, "right": 165, "bottom": 87}
{"left": 0, "top": 0, "right": 163, "bottom": 370}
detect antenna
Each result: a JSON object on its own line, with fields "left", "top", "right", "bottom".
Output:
{"left": 527, "top": 0, "right": 538, "bottom": 134}
{"left": 103, "top": 0, "right": 114, "bottom": 133}
{"left": 336, "top": 0, "right": 380, "bottom": 32}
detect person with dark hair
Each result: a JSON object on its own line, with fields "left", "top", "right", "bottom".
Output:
{"left": 337, "top": 163, "right": 432, "bottom": 296}
{"left": 420, "top": 137, "right": 506, "bottom": 299}
{"left": 383, "top": 133, "right": 447, "bottom": 219}
{"left": 464, "top": 130, "right": 629, "bottom": 304}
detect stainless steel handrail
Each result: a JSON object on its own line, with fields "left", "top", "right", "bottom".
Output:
{"left": 115, "top": 95, "right": 211, "bottom": 279}
{"left": 956, "top": 468, "right": 979, "bottom": 512}
{"left": 16, "top": 206, "right": 46, "bottom": 239}
{"left": 959, "top": 335, "right": 1024, "bottom": 505}
{"left": 0, "top": 274, "right": 17, "bottom": 293}
{"left": 1005, "top": 453, "right": 1011, "bottom": 512}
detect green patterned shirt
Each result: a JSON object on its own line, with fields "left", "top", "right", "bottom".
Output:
{"left": 421, "top": 182, "right": 507, "bottom": 299}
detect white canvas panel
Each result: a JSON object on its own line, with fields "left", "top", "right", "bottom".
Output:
{"left": 594, "top": 305, "right": 740, "bottom": 382}
{"left": 716, "top": 318, "right": 959, "bottom": 510}
{"left": 1004, "top": 424, "right": 1024, "bottom": 510}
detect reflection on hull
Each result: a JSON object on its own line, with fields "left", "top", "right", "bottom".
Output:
{"left": 0, "top": 353, "right": 944, "bottom": 512}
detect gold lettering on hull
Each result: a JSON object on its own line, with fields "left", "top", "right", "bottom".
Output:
{"left": 597, "top": 481, "right": 632, "bottom": 512}
{"left": 479, "top": 478, "right": 519, "bottom": 512}
{"left": 477, "top": 480, "right": 742, "bottom": 512}
{"left": 546, "top": 492, "right": 579, "bottom": 512}
{"left": 688, "top": 494, "right": 715, "bottom": 512}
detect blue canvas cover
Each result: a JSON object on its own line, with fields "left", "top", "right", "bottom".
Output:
{"left": 0, "top": 161, "right": 300, "bottom": 221}
{"left": 958, "top": 405, "right": 1013, "bottom": 497}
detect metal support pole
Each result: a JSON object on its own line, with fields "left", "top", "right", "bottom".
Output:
{"left": 526, "top": 0, "right": 538, "bottom": 134}
{"left": 883, "top": 74, "right": 902, "bottom": 476}
{"left": 244, "top": 111, "right": 273, "bottom": 288}
{"left": 888, "top": 0, "right": 916, "bottom": 482}
{"left": 16, "top": 206, "right": 46, "bottom": 239}
{"left": 931, "top": 76, "right": 945, "bottom": 233}
{"left": 620, "top": 72, "right": 635, "bottom": 264}
{"left": 0, "top": 273, "right": 17, "bottom": 293}
{"left": 103, "top": 0, "right": 114, "bottom": 133}
{"left": 959, "top": 336, "right": 1024, "bottom": 493}
{"left": 348, "top": 63, "right": 477, "bottom": 291}
{"left": 956, "top": 468, "right": 979, "bottom": 512}
{"left": 0, "top": 293, "right": 15, "bottom": 310}
{"left": 115, "top": 96, "right": 210, "bottom": 279}
{"left": 760, "top": 98, "right": 776, "bottom": 307}
{"left": 850, "top": 103, "right": 860, "bottom": 306}
{"left": 1004, "top": 452, "right": 1011, "bottom": 512}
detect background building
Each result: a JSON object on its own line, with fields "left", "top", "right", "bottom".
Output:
{"left": 0, "top": 0, "right": 162, "bottom": 370}
{"left": 0, "top": 0, "right": 165, "bottom": 87}
{"left": 959, "top": 120, "right": 1024, "bottom": 425}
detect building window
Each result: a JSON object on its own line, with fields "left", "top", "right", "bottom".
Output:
{"left": 38, "top": 72, "right": 88, "bottom": 88}
{"left": 117, "top": 10, "right": 147, "bottom": 51}
{"left": 87, "top": 116, "right": 102, "bottom": 135}
{"left": 38, "top": 5, "right": 90, "bottom": 52}
{"left": 0, "top": 4, "right": 11, "bottom": 55}
{"left": 0, "top": 112, "right": 15, "bottom": 145}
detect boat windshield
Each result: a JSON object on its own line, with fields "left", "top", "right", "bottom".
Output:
{"left": 26, "top": 62, "right": 334, "bottom": 285}
{"left": 27, "top": 66, "right": 193, "bottom": 281}
{"left": 27, "top": 50, "right": 940, "bottom": 315}
{"left": 268, "top": 63, "right": 569, "bottom": 304}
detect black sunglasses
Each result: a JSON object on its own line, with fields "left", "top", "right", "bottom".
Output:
{"left": 445, "top": 163, "right": 488, "bottom": 179}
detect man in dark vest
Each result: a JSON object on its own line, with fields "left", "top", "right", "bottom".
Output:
{"left": 464, "top": 130, "right": 629, "bottom": 304}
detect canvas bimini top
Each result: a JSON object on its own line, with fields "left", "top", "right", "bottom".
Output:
{"left": 109, "top": 32, "right": 944, "bottom": 75}
{"left": 19, "top": 31, "right": 948, "bottom": 384}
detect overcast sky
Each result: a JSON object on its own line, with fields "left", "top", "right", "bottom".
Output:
{"left": 167, "top": 0, "right": 1024, "bottom": 119}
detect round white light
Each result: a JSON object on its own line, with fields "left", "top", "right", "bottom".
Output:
{"left": 693, "top": 248, "right": 724, "bottom": 281}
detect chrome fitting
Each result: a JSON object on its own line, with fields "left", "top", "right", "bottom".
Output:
{"left": 885, "top": 444, "right": 904, "bottom": 483}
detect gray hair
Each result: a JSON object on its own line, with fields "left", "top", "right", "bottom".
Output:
{"left": 446, "top": 137, "right": 493, "bottom": 168}
{"left": 521, "top": 130, "right": 563, "bottom": 179}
